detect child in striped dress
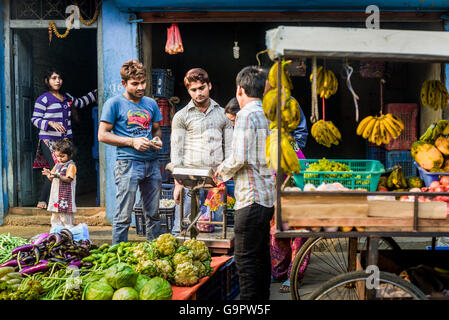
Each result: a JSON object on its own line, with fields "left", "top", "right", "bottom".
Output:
{"left": 42, "top": 139, "right": 77, "bottom": 228}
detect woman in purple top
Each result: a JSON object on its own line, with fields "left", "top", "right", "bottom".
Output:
{"left": 31, "top": 68, "right": 97, "bottom": 209}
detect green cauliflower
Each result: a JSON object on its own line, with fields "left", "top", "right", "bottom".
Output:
{"left": 183, "top": 238, "right": 211, "bottom": 262}
{"left": 172, "top": 246, "right": 194, "bottom": 267}
{"left": 155, "top": 258, "right": 174, "bottom": 279}
{"left": 192, "top": 259, "right": 213, "bottom": 278}
{"left": 174, "top": 262, "right": 199, "bottom": 287}
{"left": 154, "top": 233, "right": 179, "bottom": 257}
{"left": 135, "top": 260, "right": 158, "bottom": 277}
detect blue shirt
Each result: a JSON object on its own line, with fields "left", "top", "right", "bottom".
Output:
{"left": 100, "top": 95, "right": 162, "bottom": 161}
{"left": 290, "top": 101, "right": 308, "bottom": 149}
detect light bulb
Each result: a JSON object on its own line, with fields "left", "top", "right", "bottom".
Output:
{"left": 233, "top": 41, "right": 240, "bottom": 59}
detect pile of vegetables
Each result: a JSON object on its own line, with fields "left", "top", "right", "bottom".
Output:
{"left": 304, "top": 158, "right": 352, "bottom": 179}
{"left": 84, "top": 262, "right": 172, "bottom": 300}
{"left": 0, "top": 229, "right": 95, "bottom": 276}
{"left": 0, "top": 232, "right": 213, "bottom": 300}
{"left": 0, "top": 234, "right": 28, "bottom": 264}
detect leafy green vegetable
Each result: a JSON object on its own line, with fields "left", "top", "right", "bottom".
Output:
{"left": 85, "top": 280, "right": 114, "bottom": 300}
{"left": 134, "top": 274, "right": 151, "bottom": 293}
{"left": 304, "top": 158, "right": 352, "bottom": 179}
{"left": 112, "top": 287, "right": 139, "bottom": 300}
{"left": 105, "top": 263, "right": 138, "bottom": 289}
{"left": 140, "top": 277, "right": 173, "bottom": 300}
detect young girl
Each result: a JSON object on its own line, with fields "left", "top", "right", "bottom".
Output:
{"left": 32, "top": 67, "right": 97, "bottom": 209}
{"left": 42, "top": 139, "right": 77, "bottom": 228}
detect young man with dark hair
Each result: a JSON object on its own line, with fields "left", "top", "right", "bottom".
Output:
{"left": 168, "top": 67, "right": 233, "bottom": 236}
{"left": 98, "top": 59, "right": 163, "bottom": 244}
{"left": 216, "top": 66, "right": 275, "bottom": 300}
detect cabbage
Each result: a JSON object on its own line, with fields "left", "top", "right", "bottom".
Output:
{"left": 85, "top": 281, "right": 114, "bottom": 300}
{"left": 112, "top": 287, "right": 140, "bottom": 300}
{"left": 140, "top": 277, "right": 173, "bottom": 300}
{"left": 134, "top": 274, "right": 151, "bottom": 293}
{"left": 105, "top": 263, "right": 138, "bottom": 289}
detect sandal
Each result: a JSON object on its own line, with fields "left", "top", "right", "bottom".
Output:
{"left": 279, "top": 280, "right": 290, "bottom": 293}
{"left": 37, "top": 201, "right": 47, "bottom": 209}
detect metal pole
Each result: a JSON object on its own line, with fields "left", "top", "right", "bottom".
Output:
{"left": 366, "top": 236, "right": 379, "bottom": 300}
{"left": 276, "top": 59, "right": 283, "bottom": 232}
{"left": 348, "top": 237, "right": 358, "bottom": 272}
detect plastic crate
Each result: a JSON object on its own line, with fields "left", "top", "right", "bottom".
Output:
{"left": 152, "top": 69, "right": 175, "bottom": 98}
{"left": 196, "top": 256, "right": 240, "bottom": 300}
{"left": 293, "top": 159, "right": 385, "bottom": 191}
{"left": 385, "top": 150, "right": 417, "bottom": 177}
{"left": 157, "top": 98, "right": 171, "bottom": 126}
{"left": 160, "top": 184, "right": 175, "bottom": 233}
{"left": 158, "top": 127, "right": 171, "bottom": 156}
{"left": 159, "top": 156, "right": 171, "bottom": 183}
{"left": 414, "top": 161, "right": 449, "bottom": 187}
{"left": 134, "top": 204, "right": 146, "bottom": 236}
{"left": 384, "top": 103, "right": 418, "bottom": 151}
{"left": 366, "top": 143, "right": 386, "bottom": 166}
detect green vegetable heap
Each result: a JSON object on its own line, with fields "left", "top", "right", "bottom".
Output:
{"left": 304, "top": 158, "right": 352, "bottom": 179}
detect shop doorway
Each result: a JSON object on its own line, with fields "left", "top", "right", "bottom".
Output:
{"left": 11, "top": 28, "right": 98, "bottom": 207}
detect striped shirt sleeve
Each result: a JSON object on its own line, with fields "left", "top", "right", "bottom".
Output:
{"left": 31, "top": 96, "right": 50, "bottom": 131}
{"left": 66, "top": 90, "right": 97, "bottom": 109}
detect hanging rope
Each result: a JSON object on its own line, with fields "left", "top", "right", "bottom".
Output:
{"left": 379, "top": 78, "right": 386, "bottom": 115}
{"left": 256, "top": 49, "right": 268, "bottom": 67}
{"left": 344, "top": 62, "right": 360, "bottom": 122}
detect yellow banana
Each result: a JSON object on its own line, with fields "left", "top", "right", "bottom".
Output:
{"left": 369, "top": 119, "right": 380, "bottom": 144}
{"left": 356, "top": 116, "right": 374, "bottom": 136}
{"left": 385, "top": 114, "right": 404, "bottom": 131}
{"left": 362, "top": 118, "right": 377, "bottom": 139}
{"left": 383, "top": 117, "right": 400, "bottom": 139}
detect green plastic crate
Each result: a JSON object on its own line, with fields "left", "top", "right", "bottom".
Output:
{"left": 293, "top": 159, "right": 385, "bottom": 191}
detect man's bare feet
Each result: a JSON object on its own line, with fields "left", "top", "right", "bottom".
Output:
{"left": 37, "top": 201, "right": 47, "bottom": 209}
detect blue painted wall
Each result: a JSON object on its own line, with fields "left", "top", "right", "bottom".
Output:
{"left": 0, "top": 3, "right": 7, "bottom": 223}
{"left": 101, "top": 0, "right": 139, "bottom": 223}
{"left": 112, "top": 0, "right": 449, "bottom": 11}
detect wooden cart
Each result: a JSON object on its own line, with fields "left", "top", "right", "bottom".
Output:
{"left": 267, "top": 26, "right": 449, "bottom": 300}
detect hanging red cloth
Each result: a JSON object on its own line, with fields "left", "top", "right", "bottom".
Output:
{"left": 165, "top": 23, "right": 184, "bottom": 55}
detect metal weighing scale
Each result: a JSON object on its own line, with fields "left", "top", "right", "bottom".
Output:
{"left": 171, "top": 167, "right": 232, "bottom": 245}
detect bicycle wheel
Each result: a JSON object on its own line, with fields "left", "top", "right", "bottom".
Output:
{"left": 290, "top": 237, "right": 401, "bottom": 300}
{"left": 307, "top": 270, "right": 427, "bottom": 300}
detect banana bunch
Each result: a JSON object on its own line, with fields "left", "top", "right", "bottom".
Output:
{"left": 420, "top": 80, "right": 449, "bottom": 110}
{"left": 356, "top": 114, "right": 404, "bottom": 146}
{"left": 268, "top": 60, "right": 293, "bottom": 90}
{"left": 266, "top": 129, "right": 301, "bottom": 174}
{"left": 311, "top": 119, "right": 342, "bottom": 147}
{"left": 309, "top": 66, "right": 338, "bottom": 99}
{"left": 420, "top": 120, "right": 449, "bottom": 144}
{"left": 263, "top": 62, "right": 301, "bottom": 131}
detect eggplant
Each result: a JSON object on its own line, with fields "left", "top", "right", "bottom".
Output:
{"left": 49, "top": 257, "right": 65, "bottom": 264}
{"left": 33, "top": 247, "right": 41, "bottom": 264}
{"left": 22, "top": 255, "right": 35, "bottom": 265}
{"left": 69, "top": 260, "right": 82, "bottom": 268}
{"left": 19, "top": 260, "right": 49, "bottom": 275}
{"left": 32, "top": 233, "right": 49, "bottom": 245}
{"left": 60, "top": 229, "right": 74, "bottom": 243}
{"left": 0, "top": 258, "right": 27, "bottom": 268}
{"left": 11, "top": 244, "right": 35, "bottom": 255}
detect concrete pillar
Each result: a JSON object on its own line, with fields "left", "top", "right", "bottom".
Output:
{"left": 101, "top": 0, "right": 138, "bottom": 223}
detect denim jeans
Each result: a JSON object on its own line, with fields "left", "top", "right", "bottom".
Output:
{"left": 171, "top": 188, "right": 224, "bottom": 236}
{"left": 113, "top": 159, "right": 162, "bottom": 244}
{"left": 234, "top": 203, "right": 274, "bottom": 300}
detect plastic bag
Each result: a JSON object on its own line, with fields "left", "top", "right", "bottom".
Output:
{"left": 197, "top": 206, "right": 215, "bottom": 233}
{"left": 165, "top": 23, "right": 184, "bottom": 55}
{"left": 50, "top": 223, "right": 90, "bottom": 241}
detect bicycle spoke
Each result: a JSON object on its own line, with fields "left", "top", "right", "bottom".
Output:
{"left": 322, "top": 239, "right": 348, "bottom": 274}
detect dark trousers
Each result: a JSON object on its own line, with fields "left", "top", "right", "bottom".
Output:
{"left": 234, "top": 203, "right": 274, "bottom": 300}
{"left": 38, "top": 140, "right": 55, "bottom": 203}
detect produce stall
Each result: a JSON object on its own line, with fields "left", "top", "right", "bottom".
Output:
{"left": 265, "top": 26, "right": 449, "bottom": 300}
{"left": 0, "top": 231, "right": 238, "bottom": 300}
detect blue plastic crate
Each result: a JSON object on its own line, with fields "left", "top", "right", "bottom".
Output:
{"left": 414, "top": 161, "right": 449, "bottom": 187}
{"left": 196, "top": 256, "right": 239, "bottom": 300}
{"left": 158, "top": 127, "right": 171, "bottom": 156}
{"left": 152, "top": 69, "right": 175, "bottom": 98}
{"left": 385, "top": 150, "right": 417, "bottom": 177}
{"left": 366, "top": 143, "right": 386, "bottom": 166}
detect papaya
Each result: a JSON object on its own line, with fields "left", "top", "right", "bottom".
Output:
{"left": 410, "top": 141, "right": 444, "bottom": 171}
{"left": 442, "top": 159, "right": 449, "bottom": 173}
{"left": 434, "top": 136, "right": 449, "bottom": 156}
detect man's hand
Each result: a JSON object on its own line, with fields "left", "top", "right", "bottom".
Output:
{"left": 173, "top": 184, "right": 184, "bottom": 205}
{"left": 131, "top": 137, "right": 152, "bottom": 151}
{"left": 149, "top": 136, "right": 163, "bottom": 150}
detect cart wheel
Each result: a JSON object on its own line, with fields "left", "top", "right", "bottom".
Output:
{"left": 289, "top": 237, "right": 401, "bottom": 300}
{"left": 306, "top": 270, "right": 427, "bottom": 300}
